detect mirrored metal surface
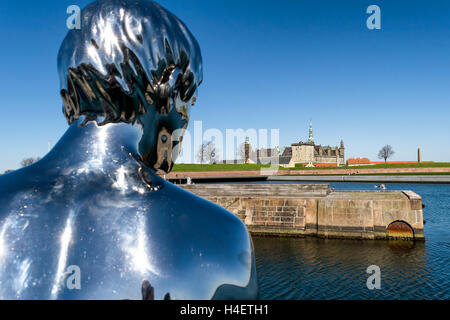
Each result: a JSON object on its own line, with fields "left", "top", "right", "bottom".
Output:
{"left": 58, "top": 0, "right": 203, "bottom": 173}
{"left": 0, "top": 0, "right": 258, "bottom": 300}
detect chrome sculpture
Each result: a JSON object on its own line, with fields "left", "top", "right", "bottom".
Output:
{"left": 0, "top": 0, "right": 258, "bottom": 299}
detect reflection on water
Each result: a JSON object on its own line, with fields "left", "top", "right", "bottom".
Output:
{"left": 251, "top": 182, "right": 450, "bottom": 299}
{"left": 254, "top": 237, "right": 431, "bottom": 299}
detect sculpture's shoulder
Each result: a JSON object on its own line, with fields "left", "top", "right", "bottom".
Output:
{"left": 147, "top": 181, "right": 253, "bottom": 260}
{"left": 161, "top": 182, "right": 248, "bottom": 231}
{"left": 0, "top": 165, "right": 48, "bottom": 215}
{"left": 151, "top": 183, "right": 257, "bottom": 299}
{"left": 0, "top": 167, "right": 257, "bottom": 299}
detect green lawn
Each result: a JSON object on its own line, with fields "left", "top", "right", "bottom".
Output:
{"left": 172, "top": 163, "right": 273, "bottom": 172}
{"left": 281, "top": 172, "right": 450, "bottom": 176}
{"left": 172, "top": 162, "right": 450, "bottom": 172}
{"left": 283, "top": 162, "right": 450, "bottom": 170}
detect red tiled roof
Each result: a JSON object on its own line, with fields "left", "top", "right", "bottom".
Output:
{"left": 347, "top": 158, "right": 371, "bottom": 165}
{"left": 370, "top": 161, "right": 434, "bottom": 164}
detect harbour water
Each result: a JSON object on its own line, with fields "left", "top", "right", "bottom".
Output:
{"left": 250, "top": 182, "right": 450, "bottom": 299}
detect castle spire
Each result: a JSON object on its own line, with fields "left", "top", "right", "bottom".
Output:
{"left": 308, "top": 121, "right": 314, "bottom": 143}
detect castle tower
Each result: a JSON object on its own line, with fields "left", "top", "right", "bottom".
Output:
{"left": 339, "top": 140, "right": 345, "bottom": 156}
{"left": 308, "top": 121, "right": 314, "bottom": 143}
{"left": 339, "top": 140, "right": 345, "bottom": 165}
{"left": 244, "top": 136, "right": 250, "bottom": 164}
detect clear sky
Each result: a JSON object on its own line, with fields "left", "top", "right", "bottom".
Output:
{"left": 0, "top": 0, "right": 449, "bottom": 171}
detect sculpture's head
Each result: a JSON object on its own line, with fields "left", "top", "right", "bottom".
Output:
{"left": 57, "top": 0, "right": 202, "bottom": 173}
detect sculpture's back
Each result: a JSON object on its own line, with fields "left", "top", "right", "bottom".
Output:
{"left": 0, "top": 0, "right": 258, "bottom": 300}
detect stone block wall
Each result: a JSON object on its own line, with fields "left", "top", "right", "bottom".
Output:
{"left": 183, "top": 185, "right": 424, "bottom": 240}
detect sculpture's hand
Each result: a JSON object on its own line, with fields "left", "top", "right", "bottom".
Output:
{"left": 141, "top": 280, "right": 171, "bottom": 300}
{"left": 141, "top": 280, "right": 154, "bottom": 300}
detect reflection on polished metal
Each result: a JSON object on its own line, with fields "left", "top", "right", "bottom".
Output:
{"left": 0, "top": 0, "right": 258, "bottom": 299}
{"left": 58, "top": 0, "right": 203, "bottom": 174}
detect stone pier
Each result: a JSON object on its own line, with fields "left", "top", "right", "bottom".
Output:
{"left": 181, "top": 184, "right": 425, "bottom": 240}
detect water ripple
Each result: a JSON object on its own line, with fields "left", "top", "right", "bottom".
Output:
{"left": 253, "top": 182, "right": 450, "bottom": 300}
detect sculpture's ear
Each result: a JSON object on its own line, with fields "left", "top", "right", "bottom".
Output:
{"left": 179, "top": 69, "right": 198, "bottom": 103}
{"left": 153, "top": 127, "right": 173, "bottom": 173}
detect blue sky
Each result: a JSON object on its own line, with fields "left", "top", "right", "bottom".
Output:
{"left": 0, "top": 0, "right": 449, "bottom": 171}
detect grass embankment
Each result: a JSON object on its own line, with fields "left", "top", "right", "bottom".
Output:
{"left": 281, "top": 172, "right": 450, "bottom": 176}
{"left": 172, "top": 163, "right": 450, "bottom": 172}
{"left": 284, "top": 162, "right": 450, "bottom": 170}
{"left": 172, "top": 163, "right": 273, "bottom": 172}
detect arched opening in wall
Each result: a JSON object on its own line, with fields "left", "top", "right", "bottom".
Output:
{"left": 386, "top": 220, "right": 414, "bottom": 240}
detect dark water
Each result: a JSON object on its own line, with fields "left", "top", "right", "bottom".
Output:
{"left": 250, "top": 182, "right": 450, "bottom": 299}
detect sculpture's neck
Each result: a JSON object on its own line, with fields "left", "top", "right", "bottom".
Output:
{"left": 46, "top": 120, "right": 144, "bottom": 170}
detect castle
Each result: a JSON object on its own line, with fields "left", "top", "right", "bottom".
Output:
{"left": 250, "top": 122, "right": 345, "bottom": 167}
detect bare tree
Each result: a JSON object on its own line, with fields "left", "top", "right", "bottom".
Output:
{"left": 21, "top": 157, "right": 41, "bottom": 168}
{"left": 196, "top": 141, "right": 217, "bottom": 164}
{"left": 204, "top": 141, "right": 217, "bottom": 164}
{"left": 378, "top": 145, "right": 395, "bottom": 163}
{"left": 238, "top": 142, "right": 246, "bottom": 161}
{"left": 196, "top": 143, "right": 207, "bottom": 164}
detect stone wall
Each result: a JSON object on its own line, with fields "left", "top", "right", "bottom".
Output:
{"left": 289, "top": 144, "right": 345, "bottom": 167}
{"left": 313, "top": 155, "right": 345, "bottom": 166}
{"left": 291, "top": 145, "right": 314, "bottom": 164}
{"left": 181, "top": 184, "right": 424, "bottom": 240}
{"left": 315, "top": 191, "right": 424, "bottom": 239}
{"left": 166, "top": 166, "right": 450, "bottom": 180}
